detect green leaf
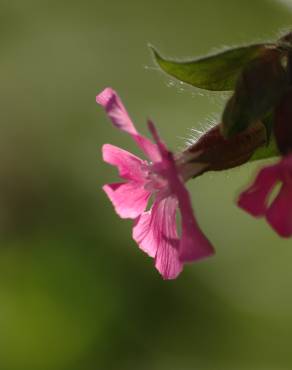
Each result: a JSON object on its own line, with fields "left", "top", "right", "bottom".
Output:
{"left": 151, "top": 44, "right": 271, "bottom": 91}
{"left": 222, "top": 48, "right": 289, "bottom": 138}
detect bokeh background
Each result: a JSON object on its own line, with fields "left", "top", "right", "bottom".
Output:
{"left": 1, "top": 0, "right": 292, "bottom": 369}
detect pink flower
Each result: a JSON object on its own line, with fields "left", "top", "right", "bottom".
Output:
{"left": 97, "top": 87, "right": 214, "bottom": 279}
{"left": 238, "top": 154, "right": 292, "bottom": 237}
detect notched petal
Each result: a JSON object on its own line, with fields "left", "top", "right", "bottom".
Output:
{"left": 103, "top": 182, "right": 150, "bottom": 219}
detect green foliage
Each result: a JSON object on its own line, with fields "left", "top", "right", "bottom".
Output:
{"left": 151, "top": 44, "right": 270, "bottom": 91}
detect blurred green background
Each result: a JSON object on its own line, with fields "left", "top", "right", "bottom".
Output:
{"left": 1, "top": 0, "right": 292, "bottom": 369}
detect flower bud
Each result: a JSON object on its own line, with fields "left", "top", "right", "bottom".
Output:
{"left": 222, "top": 47, "right": 289, "bottom": 137}
{"left": 181, "top": 121, "right": 267, "bottom": 176}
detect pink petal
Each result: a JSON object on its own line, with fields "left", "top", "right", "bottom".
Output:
{"left": 153, "top": 198, "right": 182, "bottom": 279}
{"left": 237, "top": 164, "right": 280, "bottom": 217}
{"left": 133, "top": 197, "right": 183, "bottom": 280}
{"left": 103, "top": 182, "right": 150, "bottom": 219}
{"left": 132, "top": 134, "right": 161, "bottom": 163}
{"left": 278, "top": 153, "right": 292, "bottom": 175}
{"left": 96, "top": 88, "right": 137, "bottom": 135}
{"left": 97, "top": 88, "right": 160, "bottom": 162}
{"left": 177, "top": 183, "right": 215, "bottom": 262}
{"left": 266, "top": 183, "right": 292, "bottom": 237}
{"left": 148, "top": 120, "right": 214, "bottom": 262}
{"left": 132, "top": 210, "right": 157, "bottom": 258}
{"left": 102, "top": 144, "right": 145, "bottom": 182}
{"left": 147, "top": 120, "right": 169, "bottom": 159}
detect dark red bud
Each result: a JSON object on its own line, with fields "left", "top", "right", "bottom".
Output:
{"left": 222, "top": 47, "right": 289, "bottom": 138}
{"left": 184, "top": 121, "right": 267, "bottom": 173}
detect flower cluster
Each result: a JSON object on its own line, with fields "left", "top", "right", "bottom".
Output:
{"left": 98, "top": 31, "right": 292, "bottom": 280}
